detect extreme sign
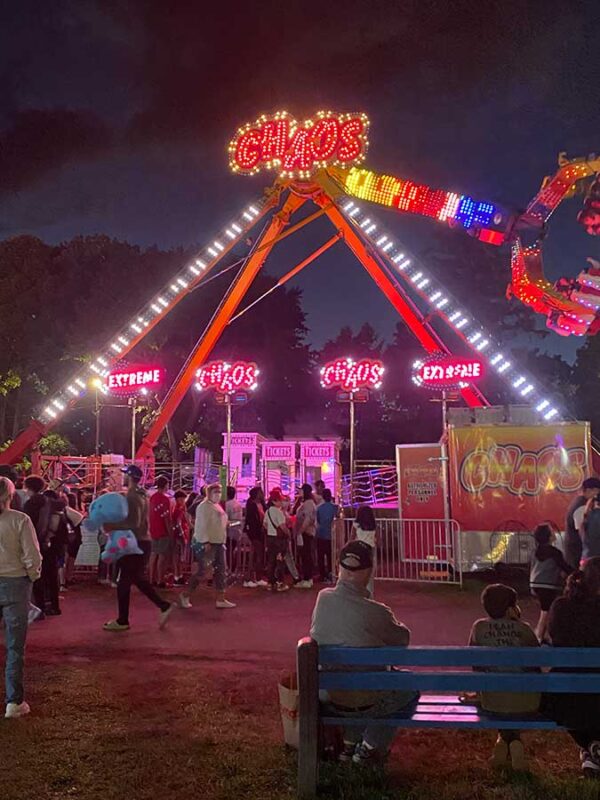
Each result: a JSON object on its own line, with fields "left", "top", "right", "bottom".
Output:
{"left": 229, "top": 110, "right": 369, "bottom": 179}
{"left": 320, "top": 357, "right": 384, "bottom": 392}
{"left": 413, "top": 355, "right": 484, "bottom": 390}
{"left": 196, "top": 360, "right": 259, "bottom": 395}
{"left": 106, "top": 366, "right": 164, "bottom": 395}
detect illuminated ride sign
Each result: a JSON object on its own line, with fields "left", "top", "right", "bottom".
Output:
{"left": 229, "top": 111, "right": 369, "bottom": 179}
{"left": 106, "top": 366, "right": 164, "bottom": 395}
{"left": 320, "top": 358, "right": 384, "bottom": 392}
{"left": 412, "top": 355, "right": 484, "bottom": 391}
{"left": 195, "top": 360, "right": 259, "bottom": 395}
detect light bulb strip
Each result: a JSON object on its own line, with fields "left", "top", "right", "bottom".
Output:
{"left": 339, "top": 197, "right": 561, "bottom": 421}
{"left": 37, "top": 193, "right": 275, "bottom": 424}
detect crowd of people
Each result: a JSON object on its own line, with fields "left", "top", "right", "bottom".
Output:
{"left": 1, "top": 466, "right": 600, "bottom": 780}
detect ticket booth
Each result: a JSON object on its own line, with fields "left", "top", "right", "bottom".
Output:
{"left": 222, "top": 432, "right": 266, "bottom": 501}
{"left": 298, "top": 440, "right": 342, "bottom": 500}
{"left": 261, "top": 441, "right": 297, "bottom": 496}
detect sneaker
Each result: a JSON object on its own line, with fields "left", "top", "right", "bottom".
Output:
{"left": 509, "top": 739, "right": 527, "bottom": 771}
{"left": 28, "top": 605, "right": 43, "bottom": 625}
{"left": 276, "top": 583, "right": 290, "bottom": 593}
{"left": 256, "top": 579, "right": 268, "bottom": 587}
{"left": 581, "top": 750, "right": 600, "bottom": 779}
{"left": 179, "top": 594, "right": 192, "bottom": 609}
{"left": 103, "top": 620, "right": 130, "bottom": 632}
{"left": 339, "top": 741, "right": 357, "bottom": 763}
{"left": 295, "top": 580, "right": 313, "bottom": 589}
{"left": 59, "top": 585, "right": 67, "bottom": 592}
{"left": 490, "top": 736, "right": 509, "bottom": 768}
{"left": 110, "top": 581, "right": 118, "bottom": 589}
{"left": 5, "top": 701, "right": 31, "bottom": 719}
{"left": 243, "top": 581, "right": 258, "bottom": 588}
{"left": 174, "top": 577, "right": 186, "bottom": 586}
{"left": 159, "top": 604, "right": 175, "bottom": 630}
{"left": 216, "top": 599, "right": 237, "bottom": 609}
{"left": 352, "top": 741, "right": 377, "bottom": 764}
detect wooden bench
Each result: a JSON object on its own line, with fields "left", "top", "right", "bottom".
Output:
{"left": 296, "top": 638, "right": 600, "bottom": 798}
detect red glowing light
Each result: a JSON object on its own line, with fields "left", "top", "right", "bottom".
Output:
{"left": 229, "top": 111, "right": 369, "bottom": 177}
{"left": 320, "top": 358, "right": 384, "bottom": 392}
{"left": 106, "top": 366, "right": 164, "bottom": 395}
{"left": 415, "top": 355, "right": 484, "bottom": 389}
{"left": 196, "top": 361, "right": 259, "bottom": 394}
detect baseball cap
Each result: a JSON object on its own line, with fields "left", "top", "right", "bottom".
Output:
{"left": 339, "top": 540, "right": 373, "bottom": 572}
{"left": 121, "top": 465, "right": 143, "bottom": 480}
{"left": 269, "top": 487, "right": 283, "bottom": 503}
{"left": 583, "top": 477, "right": 600, "bottom": 490}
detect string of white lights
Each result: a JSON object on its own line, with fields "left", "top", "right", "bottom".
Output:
{"left": 340, "top": 197, "right": 561, "bottom": 421}
{"left": 39, "top": 197, "right": 270, "bottom": 424}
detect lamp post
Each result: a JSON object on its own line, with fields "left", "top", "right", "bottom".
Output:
{"left": 90, "top": 378, "right": 102, "bottom": 456}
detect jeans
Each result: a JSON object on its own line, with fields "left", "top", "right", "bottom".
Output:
{"left": 0, "top": 577, "right": 32, "bottom": 704}
{"left": 326, "top": 691, "right": 419, "bottom": 752}
{"left": 32, "top": 545, "right": 60, "bottom": 612}
{"left": 116, "top": 541, "right": 170, "bottom": 625}
{"left": 299, "top": 539, "right": 315, "bottom": 581}
{"left": 316, "top": 538, "right": 332, "bottom": 580}
{"left": 188, "top": 543, "right": 226, "bottom": 594}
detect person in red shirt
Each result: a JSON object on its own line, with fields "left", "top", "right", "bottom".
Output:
{"left": 172, "top": 490, "right": 190, "bottom": 585}
{"left": 149, "top": 476, "right": 173, "bottom": 587}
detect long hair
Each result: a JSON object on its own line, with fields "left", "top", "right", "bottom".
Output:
{"left": 0, "top": 477, "right": 15, "bottom": 512}
{"left": 564, "top": 557, "right": 600, "bottom": 603}
{"left": 356, "top": 504, "right": 376, "bottom": 531}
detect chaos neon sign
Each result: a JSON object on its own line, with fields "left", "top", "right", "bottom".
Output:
{"left": 320, "top": 358, "right": 384, "bottom": 392}
{"left": 195, "top": 361, "right": 259, "bottom": 394}
{"left": 413, "top": 355, "right": 484, "bottom": 390}
{"left": 229, "top": 111, "right": 369, "bottom": 178}
{"left": 106, "top": 366, "right": 164, "bottom": 395}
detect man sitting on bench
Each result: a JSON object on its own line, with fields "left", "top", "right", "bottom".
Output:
{"left": 310, "top": 540, "right": 417, "bottom": 765}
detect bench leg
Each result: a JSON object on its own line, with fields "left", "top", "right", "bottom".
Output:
{"left": 297, "top": 638, "right": 319, "bottom": 799}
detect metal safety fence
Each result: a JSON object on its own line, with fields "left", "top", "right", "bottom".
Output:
{"left": 332, "top": 517, "right": 462, "bottom": 586}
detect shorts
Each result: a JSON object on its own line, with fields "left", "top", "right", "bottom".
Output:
{"left": 532, "top": 587, "right": 561, "bottom": 612}
{"left": 151, "top": 537, "right": 171, "bottom": 556}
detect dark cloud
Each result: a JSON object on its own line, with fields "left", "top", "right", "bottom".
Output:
{"left": 0, "top": 108, "right": 110, "bottom": 195}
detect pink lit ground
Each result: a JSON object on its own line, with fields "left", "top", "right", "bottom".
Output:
{"left": 0, "top": 580, "right": 585, "bottom": 800}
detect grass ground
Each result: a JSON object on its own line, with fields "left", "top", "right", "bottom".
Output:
{"left": 0, "top": 581, "right": 597, "bottom": 800}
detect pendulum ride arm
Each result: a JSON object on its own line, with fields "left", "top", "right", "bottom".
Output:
{"left": 315, "top": 193, "right": 485, "bottom": 409}
{"left": 135, "top": 192, "right": 307, "bottom": 461}
{"left": 0, "top": 190, "right": 284, "bottom": 466}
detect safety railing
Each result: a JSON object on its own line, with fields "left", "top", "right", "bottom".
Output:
{"left": 332, "top": 517, "right": 462, "bottom": 585}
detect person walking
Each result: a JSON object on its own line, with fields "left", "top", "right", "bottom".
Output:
{"left": 295, "top": 483, "right": 317, "bottom": 589}
{"left": 243, "top": 487, "right": 267, "bottom": 588}
{"left": 148, "top": 476, "right": 174, "bottom": 587}
{"left": 316, "top": 488, "right": 338, "bottom": 583}
{"left": 179, "top": 482, "right": 236, "bottom": 609}
{"left": 0, "top": 477, "right": 42, "bottom": 718}
{"left": 529, "top": 523, "right": 573, "bottom": 642}
{"left": 565, "top": 478, "right": 600, "bottom": 569}
{"left": 64, "top": 493, "right": 84, "bottom": 586}
{"left": 172, "top": 490, "right": 190, "bottom": 585}
{"left": 23, "top": 476, "right": 53, "bottom": 617}
{"left": 103, "top": 465, "right": 174, "bottom": 632}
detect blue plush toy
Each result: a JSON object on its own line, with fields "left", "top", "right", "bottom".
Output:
{"left": 83, "top": 492, "right": 142, "bottom": 563}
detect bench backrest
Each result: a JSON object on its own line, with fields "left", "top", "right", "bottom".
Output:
{"left": 298, "top": 639, "right": 600, "bottom": 694}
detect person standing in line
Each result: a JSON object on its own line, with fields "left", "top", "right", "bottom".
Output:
{"left": 171, "top": 490, "right": 190, "bottom": 586}
{"left": 243, "top": 487, "right": 267, "bottom": 588}
{"left": 225, "top": 486, "right": 243, "bottom": 576}
{"left": 316, "top": 488, "right": 338, "bottom": 583}
{"left": 148, "top": 476, "right": 173, "bottom": 588}
{"left": 103, "top": 465, "right": 174, "bottom": 632}
{"left": 264, "top": 488, "right": 291, "bottom": 592}
{"left": 314, "top": 479, "right": 326, "bottom": 508}
{"left": 23, "top": 476, "right": 52, "bottom": 617}
{"left": 179, "top": 482, "right": 236, "bottom": 610}
{"left": 295, "top": 483, "right": 317, "bottom": 589}
{"left": 565, "top": 478, "right": 600, "bottom": 569}
{"left": 353, "top": 505, "right": 377, "bottom": 597}
{"left": 42, "top": 489, "right": 69, "bottom": 611}
{"left": 529, "top": 523, "right": 573, "bottom": 642}
{"left": 0, "top": 477, "right": 42, "bottom": 718}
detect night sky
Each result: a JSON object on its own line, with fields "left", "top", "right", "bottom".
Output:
{"left": 2, "top": 1, "right": 599, "bottom": 358}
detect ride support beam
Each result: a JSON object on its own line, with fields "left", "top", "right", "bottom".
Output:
{"left": 136, "top": 192, "right": 307, "bottom": 461}
{"left": 319, "top": 198, "right": 486, "bottom": 409}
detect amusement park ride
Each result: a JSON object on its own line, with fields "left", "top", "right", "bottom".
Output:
{"left": 1, "top": 111, "right": 599, "bottom": 468}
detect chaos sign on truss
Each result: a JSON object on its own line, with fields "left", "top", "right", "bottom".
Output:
{"left": 2, "top": 111, "right": 599, "bottom": 465}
